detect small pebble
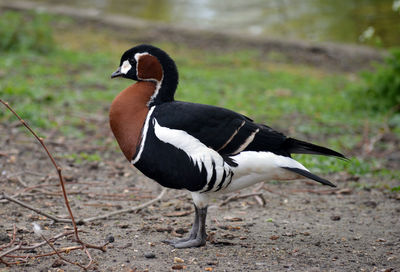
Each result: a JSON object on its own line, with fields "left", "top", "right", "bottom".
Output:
{"left": 144, "top": 252, "right": 156, "bottom": 259}
{"left": 269, "top": 235, "right": 279, "bottom": 240}
{"left": 175, "top": 228, "right": 186, "bottom": 235}
{"left": 363, "top": 201, "right": 377, "bottom": 208}
{"left": 51, "top": 259, "right": 64, "bottom": 268}
{"left": 172, "top": 264, "right": 185, "bottom": 270}
{"left": 330, "top": 215, "right": 341, "bottom": 221}
{"left": 174, "top": 257, "right": 184, "bottom": 263}
{"left": 106, "top": 234, "right": 115, "bottom": 243}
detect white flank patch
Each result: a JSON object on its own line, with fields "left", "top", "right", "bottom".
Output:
{"left": 131, "top": 106, "right": 156, "bottom": 164}
{"left": 153, "top": 119, "right": 229, "bottom": 189}
{"left": 120, "top": 60, "right": 132, "bottom": 74}
{"left": 225, "top": 151, "right": 309, "bottom": 193}
{"left": 232, "top": 128, "right": 259, "bottom": 154}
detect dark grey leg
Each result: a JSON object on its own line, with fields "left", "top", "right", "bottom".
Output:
{"left": 163, "top": 205, "right": 208, "bottom": 248}
{"left": 172, "top": 206, "right": 207, "bottom": 248}
{"left": 162, "top": 205, "right": 200, "bottom": 245}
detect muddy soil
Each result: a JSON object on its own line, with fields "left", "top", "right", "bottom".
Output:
{"left": 0, "top": 117, "right": 399, "bottom": 272}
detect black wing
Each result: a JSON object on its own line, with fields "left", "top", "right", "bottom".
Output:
{"left": 153, "top": 101, "right": 291, "bottom": 157}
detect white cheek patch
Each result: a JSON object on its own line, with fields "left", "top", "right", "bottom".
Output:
{"left": 120, "top": 60, "right": 132, "bottom": 74}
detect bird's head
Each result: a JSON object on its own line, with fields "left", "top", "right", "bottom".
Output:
{"left": 111, "top": 44, "right": 179, "bottom": 106}
{"left": 111, "top": 44, "right": 166, "bottom": 83}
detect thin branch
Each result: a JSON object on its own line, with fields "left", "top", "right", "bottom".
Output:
{"left": 219, "top": 192, "right": 265, "bottom": 207}
{"left": 82, "top": 188, "right": 167, "bottom": 223}
{"left": 0, "top": 99, "right": 106, "bottom": 268}
{"left": 21, "top": 230, "right": 76, "bottom": 250}
{"left": 0, "top": 193, "right": 72, "bottom": 223}
{"left": 0, "top": 242, "right": 22, "bottom": 259}
{"left": 40, "top": 233, "right": 87, "bottom": 270}
{"left": 5, "top": 246, "right": 83, "bottom": 258}
{"left": 0, "top": 99, "right": 79, "bottom": 238}
{"left": 252, "top": 183, "right": 267, "bottom": 206}
{"left": 0, "top": 231, "right": 76, "bottom": 260}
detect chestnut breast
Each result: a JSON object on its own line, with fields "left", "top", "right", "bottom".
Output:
{"left": 109, "top": 81, "right": 156, "bottom": 161}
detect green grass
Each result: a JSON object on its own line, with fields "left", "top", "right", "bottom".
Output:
{"left": 63, "top": 152, "right": 102, "bottom": 164}
{"left": 0, "top": 11, "right": 398, "bottom": 183}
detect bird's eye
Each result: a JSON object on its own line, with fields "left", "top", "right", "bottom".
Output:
{"left": 121, "top": 60, "right": 132, "bottom": 74}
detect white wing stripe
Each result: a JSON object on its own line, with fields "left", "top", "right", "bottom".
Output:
{"left": 232, "top": 128, "right": 259, "bottom": 154}
{"left": 217, "top": 120, "right": 245, "bottom": 151}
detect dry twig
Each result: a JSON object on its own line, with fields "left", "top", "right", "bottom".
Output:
{"left": 219, "top": 192, "right": 265, "bottom": 207}
{"left": 0, "top": 193, "right": 72, "bottom": 223}
{"left": 0, "top": 99, "right": 105, "bottom": 268}
{"left": 82, "top": 188, "right": 167, "bottom": 223}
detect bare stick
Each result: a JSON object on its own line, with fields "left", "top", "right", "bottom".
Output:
{"left": 0, "top": 99, "right": 105, "bottom": 267}
{"left": 0, "top": 188, "right": 167, "bottom": 224}
{"left": 252, "top": 183, "right": 266, "bottom": 206}
{"left": 82, "top": 188, "right": 167, "bottom": 223}
{"left": 0, "top": 230, "right": 76, "bottom": 261}
{"left": 20, "top": 230, "right": 76, "bottom": 250}
{"left": 0, "top": 243, "right": 22, "bottom": 259}
{"left": 219, "top": 192, "right": 264, "bottom": 207}
{"left": 40, "top": 234, "right": 87, "bottom": 270}
{"left": 7, "top": 245, "right": 83, "bottom": 259}
{"left": 0, "top": 99, "right": 79, "bottom": 235}
{"left": 0, "top": 193, "right": 72, "bottom": 223}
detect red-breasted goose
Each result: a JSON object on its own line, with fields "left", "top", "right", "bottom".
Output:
{"left": 109, "top": 44, "right": 346, "bottom": 248}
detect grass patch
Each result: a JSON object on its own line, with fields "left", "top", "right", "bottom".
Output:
{"left": 0, "top": 11, "right": 55, "bottom": 53}
{"left": 63, "top": 152, "right": 102, "bottom": 164}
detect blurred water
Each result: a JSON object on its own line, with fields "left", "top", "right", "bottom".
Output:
{"left": 33, "top": 0, "right": 400, "bottom": 47}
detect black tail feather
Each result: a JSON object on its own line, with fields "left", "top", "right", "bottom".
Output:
{"left": 282, "top": 167, "right": 336, "bottom": 187}
{"left": 284, "top": 138, "right": 348, "bottom": 160}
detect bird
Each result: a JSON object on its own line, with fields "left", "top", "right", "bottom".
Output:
{"left": 109, "top": 44, "right": 346, "bottom": 248}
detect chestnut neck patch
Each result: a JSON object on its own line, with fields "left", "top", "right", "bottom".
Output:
{"left": 136, "top": 54, "right": 163, "bottom": 82}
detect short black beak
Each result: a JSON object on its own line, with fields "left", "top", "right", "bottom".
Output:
{"left": 111, "top": 67, "right": 123, "bottom": 78}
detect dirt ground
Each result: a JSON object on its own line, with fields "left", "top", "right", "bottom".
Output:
{"left": 0, "top": 2, "right": 398, "bottom": 271}
{"left": 0, "top": 115, "right": 399, "bottom": 272}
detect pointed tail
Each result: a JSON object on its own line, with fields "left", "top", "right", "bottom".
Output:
{"left": 281, "top": 167, "right": 336, "bottom": 187}
{"left": 283, "top": 138, "right": 347, "bottom": 160}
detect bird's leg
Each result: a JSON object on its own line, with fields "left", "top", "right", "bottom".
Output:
{"left": 163, "top": 205, "right": 208, "bottom": 248}
{"left": 172, "top": 206, "right": 207, "bottom": 248}
{"left": 162, "top": 204, "right": 200, "bottom": 245}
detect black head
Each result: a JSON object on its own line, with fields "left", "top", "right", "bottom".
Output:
{"left": 111, "top": 44, "right": 179, "bottom": 106}
{"left": 111, "top": 44, "right": 174, "bottom": 81}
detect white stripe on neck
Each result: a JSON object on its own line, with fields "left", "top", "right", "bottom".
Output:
{"left": 131, "top": 106, "right": 156, "bottom": 164}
